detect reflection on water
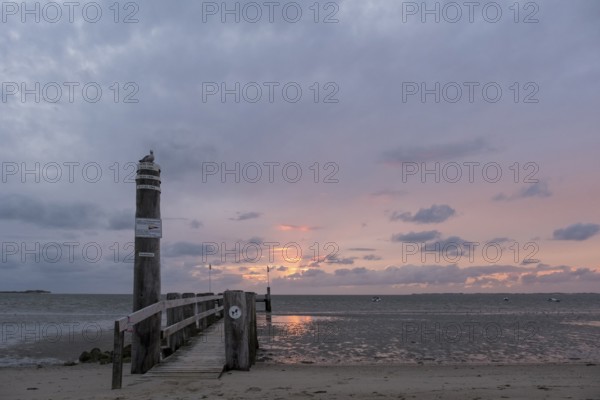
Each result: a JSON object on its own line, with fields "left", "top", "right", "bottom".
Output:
{"left": 258, "top": 315, "right": 339, "bottom": 343}
{"left": 256, "top": 302, "right": 600, "bottom": 365}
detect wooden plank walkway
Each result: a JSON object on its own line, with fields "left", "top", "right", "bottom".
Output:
{"left": 138, "top": 319, "right": 225, "bottom": 380}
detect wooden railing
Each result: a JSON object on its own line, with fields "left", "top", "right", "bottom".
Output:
{"left": 112, "top": 293, "right": 224, "bottom": 389}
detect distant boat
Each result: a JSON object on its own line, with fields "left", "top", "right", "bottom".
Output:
{"left": 371, "top": 296, "right": 382, "bottom": 302}
{"left": 503, "top": 297, "right": 509, "bottom": 301}
{"left": 547, "top": 297, "right": 561, "bottom": 302}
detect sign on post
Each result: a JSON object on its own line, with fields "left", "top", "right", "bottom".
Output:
{"left": 135, "top": 218, "right": 162, "bottom": 238}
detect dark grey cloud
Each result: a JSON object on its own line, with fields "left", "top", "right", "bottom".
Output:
{"left": 371, "top": 189, "right": 407, "bottom": 198}
{"left": 488, "top": 237, "right": 512, "bottom": 244}
{"left": 276, "top": 263, "right": 600, "bottom": 288}
{"left": 521, "top": 266, "right": 600, "bottom": 284}
{"left": 334, "top": 267, "right": 369, "bottom": 276}
{"left": 348, "top": 248, "right": 376, "bottom": 252}
{"left": 246, "top": 236, "right": 264, "bottom": 244}
{"left": 230, "top": 212, "right": 262, "bottom": 221}
{"left": 553, "top": 223, "right": 600, "bottom": 241}
{"left": 391, "top": 230, "right": 441, "bottom": 243}
{"left": 363, "top": 254, "right": 382, "bottom": 261}
{"left": 421, "top": 236, "right": 475, "bottom": 257}
{"left": 190, "top": 219, "right": 203, "bottom": 229}
{"left": 276, "top": 266, "right": 288, "bottom": 272}
{"left": 390, "top": 204, "right": 456, "bottom": 224}
{"left": 163, "top": 242, "right": 205, "bottom": 257}
{"left": 107, "top": 209, "right": 134, "bottom": 230}
{"left": 163, "top": 238, "right": 267, "bottom": 261}
{"left": 382, "top": 138, "right": 494, "bottom": 164}
{"left": 520, "top": 181, "right": 552, "bottom": 198}
{"left": 325, "top": 255, "right": 356, "bottom": 265}
{"left": 493, "top": 181, "right": 552, "bottom": 201}
{"left": 0, "top": 194, "right": 104, "bottom": 229}
{"left": 152, "top": 138, "right": 218, "bottom": 182}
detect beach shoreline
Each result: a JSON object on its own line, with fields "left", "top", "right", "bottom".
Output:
{"left": 1, "top": 361, "right": 598, "bottom": 400}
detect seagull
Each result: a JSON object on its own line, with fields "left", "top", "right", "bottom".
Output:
{"left": 139, "top": 150, "right": 154, "bottom": 163}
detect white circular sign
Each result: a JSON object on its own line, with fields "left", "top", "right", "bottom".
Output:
{"left": 229, "top": 305, "right": 242, "bottom": 320}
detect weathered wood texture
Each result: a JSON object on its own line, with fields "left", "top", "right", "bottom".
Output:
{"left": 111, "top": 321, "right": 124, "bottom": 389}
{"left": 197, "top": 293, "right": 211, "bottom": 331}
{"left": 224, "top": 290, "right": 258, "bottom": 371}
{"left": 113, "top": 289, "right": 263, "bottom": 388}
{"left": 266, "top": 286, "right": 272, "bottom": 312}
{"left": 166, "top": 293, "right": 184, "bottom": 352}
{"left": 246, "top": 292, "right": 258, "bottom": 364}
{"left": 182, "top": 293, "right": 197, "bottom": 339}
{"left": 112, "top": 293, "right": 224, "bottom": 389}
{"left": 140, "top": 320, "right": 225, "bottom": 380}
{"left": 132, "top": 162, "right": 162, "bottom": 374}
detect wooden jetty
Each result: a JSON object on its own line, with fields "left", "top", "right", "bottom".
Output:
{"left": 112, "top": 290, "right": 265, "bottom": 389}
{"left": 139, "top": 319, "right": 225, "bottom": 380}
{"left": 112, "top": 157, "right": 270, "bottom": 389}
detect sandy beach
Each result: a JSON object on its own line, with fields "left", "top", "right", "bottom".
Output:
{"left": 1, "top": 362, "right": 598, "bottom": 400}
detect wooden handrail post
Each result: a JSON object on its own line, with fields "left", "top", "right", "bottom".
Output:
{"left": 197, "top": 293, "right": 209, "bottom": 330}
{"left": 210, "top": 293, "right": 219, "bottom": 323}
{"left": 166, "top": 293, "right": 183, "bottom": 352}
{"left": 111, "top": 321, "right": 124, "bottom": 389}
{"left": 182, "top": 293, "right": 196, "bottom": 339}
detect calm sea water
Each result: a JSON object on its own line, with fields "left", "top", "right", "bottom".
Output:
{"left": 1, "top": 293, "right": 599, "bottom": 367}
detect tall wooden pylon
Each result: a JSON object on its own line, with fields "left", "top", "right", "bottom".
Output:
{"left": 131, "top": 159, "right": 162, "bottom": 374}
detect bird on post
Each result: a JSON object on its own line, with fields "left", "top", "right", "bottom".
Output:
{"left": 139, "top": 150, "right": 155, "bottom": 163}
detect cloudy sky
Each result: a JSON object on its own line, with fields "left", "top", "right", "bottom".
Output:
{"left": 1, "top": 0, "right": 599, "bottom": 294}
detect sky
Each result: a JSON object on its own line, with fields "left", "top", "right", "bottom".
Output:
{"left": 0, "top": 0, "right": 599, "bottom": 294}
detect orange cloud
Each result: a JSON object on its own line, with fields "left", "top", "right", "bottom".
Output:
{"left": 277, "top": 224, "right": 319, "bottom": 232}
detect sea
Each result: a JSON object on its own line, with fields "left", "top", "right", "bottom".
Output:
{"left": 1, "top": 293, "right": 599, "bottom": 367}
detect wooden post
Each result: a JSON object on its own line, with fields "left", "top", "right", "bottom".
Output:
{"left": 111, "top": 321, "right": 124, "bottom": 389}
{"left": 214, "top": 293, "right": 223, "bottom": 322}
{"left": 224, "top": 290, "right": 251, "bottom": 370}
{"left": 131, "top": 161, "right": 162, "bottom": 374}
{"left": 246, "top": 292, "right": 258, "bottom": 365}
{"left": 166, "top": 293, "right": 183, "bottom": 352}
{"left": 182, "top": 293, "right": 196, "bottom": 339}
{"left": 197, "top": 293, "right": 209, "bottom": 330}
{"left": 265, "top": 286, "right": 272, "bottom": 312}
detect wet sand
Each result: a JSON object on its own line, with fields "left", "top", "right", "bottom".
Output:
{"left": 1, "top": 362, "right": 598, "bottom": 400}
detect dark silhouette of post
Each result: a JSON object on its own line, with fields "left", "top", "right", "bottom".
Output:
{"left": 265, "top": 266, "right": 272, "bottom": 312}
{"left": 246, "top": 292, "right": 258, "bottom": 364}
{"left": 265, "top": 286, "right": 272, "bottom": 312}
{"left": 131, "top": 159, "right": 162, "bottom": 374}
